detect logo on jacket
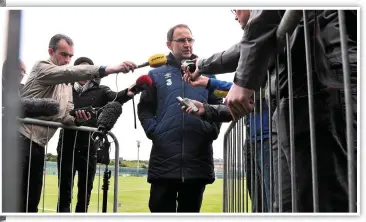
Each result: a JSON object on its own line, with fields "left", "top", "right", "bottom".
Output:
{"left": 165, "top": 73, "right": 172, "bottom": 86}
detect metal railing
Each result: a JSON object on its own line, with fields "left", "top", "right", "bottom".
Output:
{"left": 223, "top": 10, "right": 357, "bottom": 213}
{"left": 19, "top": 118, "right": 120, "bottom": 213}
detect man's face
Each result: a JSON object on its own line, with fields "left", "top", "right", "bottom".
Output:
{"left": 233, "top": 10, "right": 250, "bottom": 29}
{"left": 48, "top": 39, "right": 74, "bottom": 66}
{"left": 167, "top": 27, "right": 194, "bottom": 61}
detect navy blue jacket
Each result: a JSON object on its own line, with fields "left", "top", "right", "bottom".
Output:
{"left": 137, "top": 53, "right": 223, "bottom": 184}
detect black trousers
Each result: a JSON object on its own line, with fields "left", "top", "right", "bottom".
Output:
{"left": 272, "top": 95, "right": 350, "bottom": 212}
{"left": 149, "top": 181, "right": 206, "bottom": 213}
{"left": 19, "top": 134, "right": 45, "bottom": 212}
{"left": 56, "top": 138, "right": 97, "bottom": 213}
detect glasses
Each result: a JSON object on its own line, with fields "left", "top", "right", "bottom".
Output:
{"left": 171, "top": 38, "right": 195, "bottom": 44}
{"left": 231, "top": 9, "right": 237, "bottom": 15}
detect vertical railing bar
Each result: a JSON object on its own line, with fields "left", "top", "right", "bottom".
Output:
{"left": 231, "top": 131, "right": 234, "bottom": 212}
{"left": 232, "top": 129, "right": 236, "bottom": 212}
{"left": 286, "top": 32, "right": 297, "bottom": 212}
{"left": 249, "top": 113, "right": 254, "bottom": 213}
{"left": 238, "top": 120, "right": 242, "bottom": 212}
{"left": 245, "top": 117, "right": 249, "bottom": 213}
{"left": 253, "top": 93, "right": 258, "bottom": 212}
{"left": 223, "top": 134, "right": 227, "bottom": 212}
{"left": 26, "top": 125, "right": 34, "bottom": 213}
{"left": 338, "top": 9, "right": 356, "bottom": 213}
{"left": 57, "top": 129, "right": 65, "bottom": 212}
{"left": 260, "top": 88, "right": 265, "bottom": 212}
{"left": 275, "top": 53, "right": 283, "bottom": 212}
{"left": 84, "top": 132, "right": 91, "bottom": 212}
{"left": 70, "top": 130, "right": 79, "bottom": 212}
{"left": 110, "top": 133, "right": 120, "bottom": 213}
{"left": 229, "top": 132, "right": 232, "bottom": 212}
{"left": 41, "top": 127, "right": 50, "bottom": 213}
{"left": 303, "top": 10, "right": 319, "bottom": 212}
{"left": 234, "top": 124, "right": 237, "bottom": 212}
{"left": 267, "top": 70, "right": 273, "bottom": 213}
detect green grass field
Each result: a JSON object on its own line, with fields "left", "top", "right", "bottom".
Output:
{"left": 38, "top": 175, "right": 230, "bottom": 213}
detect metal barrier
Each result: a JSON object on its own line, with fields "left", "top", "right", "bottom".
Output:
{"left": 18, "top": 118, "right": 120, "bottom": 213}
{"left": 223, "top": 10, "right": 357, "bottom": 213}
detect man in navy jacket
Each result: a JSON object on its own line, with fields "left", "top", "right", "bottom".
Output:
{"left": 137, "top": 24, "right": 222, "bottom": 213}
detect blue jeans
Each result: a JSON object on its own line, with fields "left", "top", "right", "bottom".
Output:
{"left": 247, "top": 138, "right": 270, "bottom": 212}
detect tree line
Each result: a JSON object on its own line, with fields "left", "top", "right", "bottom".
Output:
{"left": 46, "top": 153, "right": 148, "bottom": 168}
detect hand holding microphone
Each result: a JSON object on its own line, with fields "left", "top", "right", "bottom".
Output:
{"left": 105, "top": 61, "right": 137, "bottom": 75}
{"left": 181, "top": 58, "right": 201, "bottom": 81}
{"left": 128, "top": 74, "right": 153, "bottom": 95}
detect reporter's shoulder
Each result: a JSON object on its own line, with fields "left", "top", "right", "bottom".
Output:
{"left": 31, "top": 59, "right": 56, "bottom": 71}
{"left": 99, "top": 84, "right": 113, "bottom": 92}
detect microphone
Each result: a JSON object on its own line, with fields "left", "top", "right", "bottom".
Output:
{"left": 91, "top": 101, "right": 122, "bottom": 141}
{"left": 20, "top": 98, "right": 60, "bottom": 118}
{"left": 129, "top": 75, "right": 153, "bottom": 94}
{"left": 136, "top": 54, "right": 167, "bottom": 69}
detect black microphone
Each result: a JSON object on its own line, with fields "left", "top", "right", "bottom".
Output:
{"left": 91, "top": 101, "right": 122, "bottom": 141}
{"left": 20, "top": 98, "right": 60, "bottom": 118}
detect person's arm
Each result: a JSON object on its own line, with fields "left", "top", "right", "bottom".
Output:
{"left": 202, "top": 103, "right": 233, "bottom": 122}
{"left": 234, "top": 10, "right": 283, "bottom": 91}
{"left": 203, "top": 75, "right": 224, "bottom": 140}
{"left": 101, "top": 86, "right": 132, "bottom": 105}
{"left": 181, "top": 99, "right": 233, "bottom": 123}
{"left": 197, "top": 42, "right": 241, "bottom": 75}
{"left": 206, "top": 78, "right": 233, "bottom": 98}
{"left": 34, "top": 60, "right": 135, "bottom": 86}
{"left": 137, "top": 73, "right": 158, "bottom": 140}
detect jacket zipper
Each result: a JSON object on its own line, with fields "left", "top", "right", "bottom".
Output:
{"left": 181, "top": 78, "right": 185, "bottom": 183}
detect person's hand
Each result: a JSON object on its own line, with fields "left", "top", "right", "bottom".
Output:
{"left": 180, "top": 99, "right": 205, "bottom": 116}
{"left": 183, "top": 75, "right": 209, "bottom": 88}
{"left": 127, "top": 89, "right": 135, "bottom": 97}
{"left": 225, "top": 83, "right": 255, "bottom": 120}
{"left": 75, "top": 110, "right": 91, "bottom": 122}
{"left": 118, "top": 61, "right": 137, "bottom": 73}
{"left": 181, "top": 58, "right": 201, "bottom": 81}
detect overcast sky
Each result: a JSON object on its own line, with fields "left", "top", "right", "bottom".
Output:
{"left": 1, "top": 7, "right": 244, "bottom": 160}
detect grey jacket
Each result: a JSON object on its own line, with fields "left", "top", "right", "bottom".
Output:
{"left": 19, "top": 59, "right": 105, "bottom": 147}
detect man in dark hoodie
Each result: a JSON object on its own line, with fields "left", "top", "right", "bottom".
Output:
{"left": 56, "top": 57, "right": 135, "bottom": 212}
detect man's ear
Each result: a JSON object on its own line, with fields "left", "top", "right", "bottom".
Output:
{"left": 48, "top": 48, "right": 54, "bottom": 57}
{"left": 166, "top": 41, "right": 172, "bottom": 51}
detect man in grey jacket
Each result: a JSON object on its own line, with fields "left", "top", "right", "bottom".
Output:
{"left": 19, "top": 34, "right": 137, "bottom": 212}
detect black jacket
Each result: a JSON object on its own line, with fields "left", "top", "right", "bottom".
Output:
{"left": 138, "top": 53, "right": 223, "bottom": 184}
{"left": 202, "top": 104, "right": 233, "bottom": 123}
{"left": 57, "top": 81, "right": 131, "bottom": 149}
{"left": 198, "top": 10, "right": 357, "bottom": 93}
